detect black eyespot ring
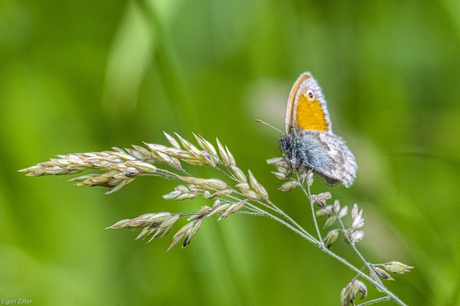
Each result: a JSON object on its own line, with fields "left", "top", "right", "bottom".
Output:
{"left": 307, "top": 90, "right": 314, "bottom": 100}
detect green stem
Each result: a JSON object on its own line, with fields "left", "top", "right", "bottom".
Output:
{"left": 299, "top": 178, "right": 324, "bottom": 244}
{"left": 242, "top": 203, "right": 319, "bottom": 246}
{"left": 357, "top": 296, "right": 391, "bottom": 305}
{"left": 337, "top": 217, "right": 385, "bottom": 288}
{"left": 320, "top": 247, "right": 406, "bottom": 306}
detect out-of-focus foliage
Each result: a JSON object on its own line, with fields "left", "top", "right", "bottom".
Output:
{"left": 1, "top": 0, "right": 460, "bottom": 305}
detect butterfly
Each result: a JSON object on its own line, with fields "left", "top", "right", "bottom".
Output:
{"left": 279, "top": 72, "right": 357, "bottom": 187}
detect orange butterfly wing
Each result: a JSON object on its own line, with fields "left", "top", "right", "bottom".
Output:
{"left": 285, "top": 73, "right": 331, "bottom": 134}
{"left": 295, "top": 89, "right": 330, "bottom": 132}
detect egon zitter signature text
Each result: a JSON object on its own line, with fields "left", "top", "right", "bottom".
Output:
{"left": 1, "top": 298, "right": 32, "bottom": 305}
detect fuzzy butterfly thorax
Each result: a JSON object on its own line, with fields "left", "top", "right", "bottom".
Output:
{"left": 279, "top": 73, "right": 357, "bottom": 188}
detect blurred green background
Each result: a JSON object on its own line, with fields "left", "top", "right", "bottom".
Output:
{"left": 1, "top": 0, "right": 460, "bottom": 305}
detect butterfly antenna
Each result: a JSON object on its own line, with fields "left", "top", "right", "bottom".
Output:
{"left": 254, "top": 119, "right": 284, "bottom": 134}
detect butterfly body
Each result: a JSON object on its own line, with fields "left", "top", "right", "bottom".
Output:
{"left": 280, "top": 73, "right": 357, "bottom": 187}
